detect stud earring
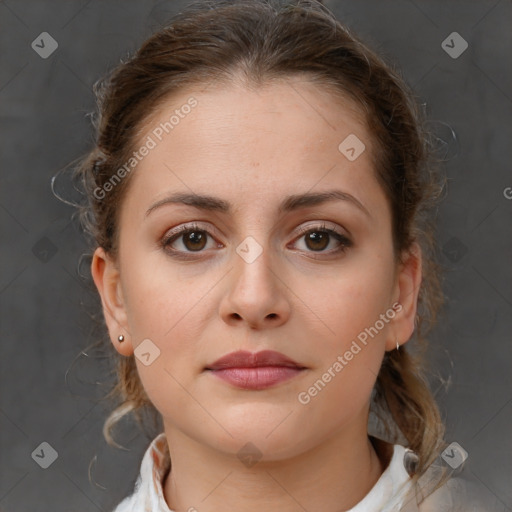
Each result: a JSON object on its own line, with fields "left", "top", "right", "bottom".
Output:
{"left": 118, "top": 335, "right": 125, "bottom": 342}
{"left": 396, "top": 339, "right": 400, "bottom": 350}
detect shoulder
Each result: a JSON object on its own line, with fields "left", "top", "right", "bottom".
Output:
{"left": 409, "top": 467, "right": 502, "bottom": 512}
{"left": 370, "top": 439, "right": 501, "bottom": 512}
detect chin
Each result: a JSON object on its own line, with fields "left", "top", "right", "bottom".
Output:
{"left": 203, "top": 408, "right": 313, "bottom": 459}
{"left": 212, "top": 432, "right": 307, "bottom": 463}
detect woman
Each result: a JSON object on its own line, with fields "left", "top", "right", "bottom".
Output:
{"left": 74, "top": 0, "right": 493, "bottom": 509}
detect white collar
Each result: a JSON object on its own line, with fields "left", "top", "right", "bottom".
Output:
{"left": 113, "top": 433, "right": 414, "bottom": 512}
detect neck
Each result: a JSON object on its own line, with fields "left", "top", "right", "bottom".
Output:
{"left": 162, "top": 423, "right": 386, "bottom": 512}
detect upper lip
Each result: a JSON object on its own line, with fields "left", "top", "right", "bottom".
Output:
{"left": 205, "top": 350, "right": 305, "bottom": 371}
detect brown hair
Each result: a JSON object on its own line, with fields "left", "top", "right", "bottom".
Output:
{"left": 74, "top": 0, "right": 447, "bottom": 485}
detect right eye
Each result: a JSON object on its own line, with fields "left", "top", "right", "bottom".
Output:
{"left": 161, "top": 223, "right": 222, "bottom": 256}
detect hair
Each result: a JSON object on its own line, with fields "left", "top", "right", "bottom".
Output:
{"left": 72, "top": 0, "right": 448, "bottom": 490}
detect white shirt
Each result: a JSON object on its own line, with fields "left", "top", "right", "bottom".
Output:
{"left": 112, "top": 433, "right": 493, "bottom": 512}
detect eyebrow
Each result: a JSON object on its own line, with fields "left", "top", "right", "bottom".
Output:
{"left": 145, "top": 189, "right": 371, "bottom": 218}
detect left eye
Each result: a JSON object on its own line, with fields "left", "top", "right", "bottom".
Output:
{"left": 292, "top": 226, "right": 352, "bottom": 253}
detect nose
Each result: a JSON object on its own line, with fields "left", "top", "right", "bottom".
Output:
{"left": 219, "top": 241, "right": 291, "bottom": 330}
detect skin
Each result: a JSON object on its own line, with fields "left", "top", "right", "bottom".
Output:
{"left": 92, "top": 77, "right": 421, "bottom": 512}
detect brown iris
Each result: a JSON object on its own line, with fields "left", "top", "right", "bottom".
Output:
{"left": 305, "top": 231, "right": 329, "bottom": 251}
{"left": 183, "top": 231, "right": 207, "bottom": 251}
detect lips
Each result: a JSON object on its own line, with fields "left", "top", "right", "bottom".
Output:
{"left": 205, "top": 350, "right": 306, "bottom": 390}
{"left": 205, "top": 350, "right": 304, "bottom": 371}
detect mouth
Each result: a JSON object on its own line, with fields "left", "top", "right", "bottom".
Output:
{"left": 204, "top": 350, "right": 307, "bottom": 390}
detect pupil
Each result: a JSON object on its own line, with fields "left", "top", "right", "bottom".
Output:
{"left": 186, "top": 231, "right": 206, "bottom": 251}
{"left": 307, "top": 231, "right": 329, "bottom": 251}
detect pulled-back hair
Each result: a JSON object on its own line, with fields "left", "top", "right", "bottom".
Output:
{"left": 73, "top": 0, "right": 446, "bottom": 483}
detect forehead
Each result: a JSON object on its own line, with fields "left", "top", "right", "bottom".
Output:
{"left": 122, "top": 78, "right": 384, "bottom": 218}
{"left": 134, "top": 76, "right": 371, "bottom": 161}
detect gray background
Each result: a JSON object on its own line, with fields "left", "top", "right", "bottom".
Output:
{"left": 1, "top": 0, "right": 511, "bottom": 510}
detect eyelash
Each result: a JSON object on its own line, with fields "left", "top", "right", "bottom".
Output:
{"left": 161, "top": 222, "right": 352, "bottom": 259}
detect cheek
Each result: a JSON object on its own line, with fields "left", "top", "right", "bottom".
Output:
{"left": 293, "top": 267, "right": 392, "bottom": 431}
{"left": 121, "top": 249, "right": 206, "bottom": 340}
{"left": 293, "top": 251, "right": 394, "bottom": 405}
{"left": 295, "top": 355, "right": 381, "bottom": 448}
{"left": 299, "top": 252, "right": 395, "bottom": 342}
{"left": 119, "top": 255, "right": 207, "bottom": 390}
{"left": 125, "top": 281, "right": 206, "bottom": 421}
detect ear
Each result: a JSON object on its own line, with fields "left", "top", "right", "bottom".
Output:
{"left": 91, "top": 247, "right": 134, "bottom": 357}
{"left": 386, "top": 242, "right": 422, "bottom": 351}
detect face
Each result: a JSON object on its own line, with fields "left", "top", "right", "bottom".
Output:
{"left": 92, "top": 77, "right": 420, "bottom": 461}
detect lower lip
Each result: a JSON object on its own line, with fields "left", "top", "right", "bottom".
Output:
{"left": 207, "top": 366, "right": 304, "bottom": 390}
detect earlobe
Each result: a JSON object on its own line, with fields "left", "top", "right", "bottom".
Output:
{"left": 386, "top": 242, "right": 422, "bottom": 351}
{"left": 90, "top": 247, "right": 134, "bottom": 357}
